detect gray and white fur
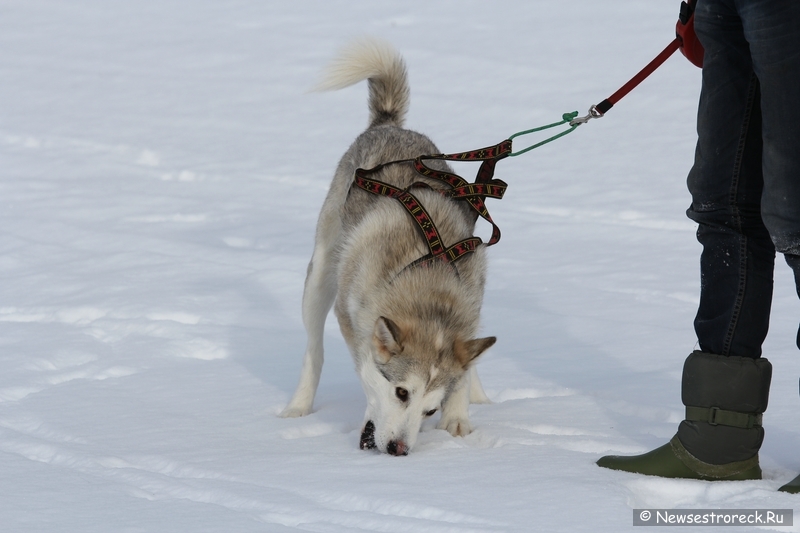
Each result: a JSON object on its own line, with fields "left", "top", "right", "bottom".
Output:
{"left": 280, "top": 38, "right": 495, "bottom": 455}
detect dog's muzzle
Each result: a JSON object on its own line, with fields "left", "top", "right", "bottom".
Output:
{"left": 386, "top": 439, "right": 408, "bottom": 456}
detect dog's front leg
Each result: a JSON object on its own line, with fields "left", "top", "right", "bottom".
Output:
{"left": 467, "top": 365, "right": 490, "bottom": 404}
{"left": 280, "top": 246, "right": 337, "bottom": 418}
{"left": 437, "top": 373, "right": 473, "bottom": 437}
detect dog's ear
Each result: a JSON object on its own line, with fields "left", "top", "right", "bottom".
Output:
{"left": 373, "top": 316, "right": 404, "bottom": 364}
{"left": 454, "top": 336, "right": 496, "bottom": 369}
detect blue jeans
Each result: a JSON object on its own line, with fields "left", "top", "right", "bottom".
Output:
{"left": 687, "top": 0, "right": 800, "bottom": 358}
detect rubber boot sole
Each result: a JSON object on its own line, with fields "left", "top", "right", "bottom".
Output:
{"left": 597, "top": 436, "right": 761, "bottom": 481}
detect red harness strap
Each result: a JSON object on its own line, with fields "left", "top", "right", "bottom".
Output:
{"left": 353, "top": 139, "right": 511, "bottom": 268}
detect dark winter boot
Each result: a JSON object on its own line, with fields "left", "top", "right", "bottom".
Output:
{"left": 779, "top": 473, "right": 800, "bottom": 493}
{"left": 597, "top": 351, "right": 771, "bottom": 480}
{"left": 778, "top": 378, "right": 800, "bottom": 493}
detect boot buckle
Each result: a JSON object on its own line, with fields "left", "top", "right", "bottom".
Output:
{"left": 707, "top": 406, "right": 720, "bottom": 425}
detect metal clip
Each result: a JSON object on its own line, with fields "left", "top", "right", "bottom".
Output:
{"left": 569, "top": 105, "right": 604, "bottom": 126}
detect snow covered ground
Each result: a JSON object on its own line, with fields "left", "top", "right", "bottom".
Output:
{"left": 2, "top": 1, "right": 799, "bottom": 531}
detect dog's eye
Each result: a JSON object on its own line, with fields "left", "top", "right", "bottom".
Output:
{"left": 395, "top": 387, "right": 409, "bottom": 402}
{"left": 424, "top": 409, "right": 437, "bottom": 417}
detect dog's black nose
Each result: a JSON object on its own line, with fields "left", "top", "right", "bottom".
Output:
{"left": 360, "top": 421, "right": 376, "bottom": 450}
{"left": 386, "top": 440, "right": 408, "bottom": 456}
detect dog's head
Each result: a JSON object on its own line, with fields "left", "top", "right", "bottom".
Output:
{"left": 358, "top": 316, "right": 495, "bottom": 455}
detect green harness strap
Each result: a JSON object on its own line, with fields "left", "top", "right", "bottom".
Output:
{"left": 508, "top": 111, "right": 580, "bottom": 157}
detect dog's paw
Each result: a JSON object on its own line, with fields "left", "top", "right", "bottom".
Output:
{"left": 437, "top": 417, "right": 473, "bottom": 437}
{"left": 279, "top": 404, "right": 312, "bottom": 418}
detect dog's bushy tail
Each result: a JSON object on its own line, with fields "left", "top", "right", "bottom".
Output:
{"left": 314, "top": 37, "right": 409, "bottom": 128}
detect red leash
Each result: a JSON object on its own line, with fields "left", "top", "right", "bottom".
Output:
{"left": 595, "top": 39, "right": 682, "bottom": 116}
{"left": 572, "top": 0, "right": 703, "bottom": 125}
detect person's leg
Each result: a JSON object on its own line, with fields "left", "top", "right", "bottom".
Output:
{"left": 687, "top": 0, "right": 775, "bottom": 361}
{"left": 744, "top": 0, "right": 800, "bottom": 300}
{"left": 741, "top": 0, "right": 800, "bottom": 260}
{"left": 677, "top": 0, "right": 784, "bottom": 467}
{"left": 598, "top": 0, "right": 775, "bottom": 478}
{"left": 739, "top": 0, "right": 800, "bottom": 492}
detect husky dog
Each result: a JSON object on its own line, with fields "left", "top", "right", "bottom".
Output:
{"left": 280, "top": 38, "right": 496, "bottom": 455}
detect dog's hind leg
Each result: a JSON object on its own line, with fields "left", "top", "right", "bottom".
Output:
{"left": 280, "top": 239, "right": 338, "bottom": 418}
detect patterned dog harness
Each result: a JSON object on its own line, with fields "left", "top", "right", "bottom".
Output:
{"left": 352, "top": 139, "right": 511, "bottom": 269}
